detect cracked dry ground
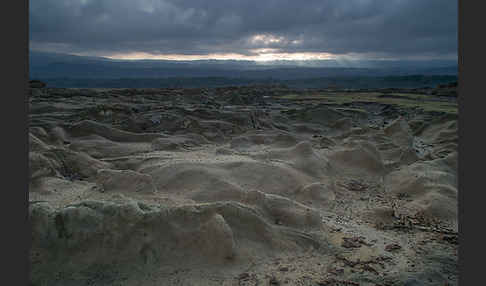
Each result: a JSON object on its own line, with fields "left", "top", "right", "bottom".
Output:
{"left": 29, "top": 86, "right": 458, "bottom": 286}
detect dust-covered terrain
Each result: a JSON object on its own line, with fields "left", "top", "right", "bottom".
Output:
{"left": 29, "top": 84, "right": 458, "bottom": 286}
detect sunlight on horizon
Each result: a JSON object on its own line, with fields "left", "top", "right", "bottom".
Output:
{"left": 104, "top": 51, "right": 336, "bottom": 62}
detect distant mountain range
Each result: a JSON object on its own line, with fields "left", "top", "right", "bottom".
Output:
{"left": 29, "top": 51, "right": 457, "bottom": 80}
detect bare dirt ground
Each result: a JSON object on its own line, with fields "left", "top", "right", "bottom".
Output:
{"left": 29, "top": 85, "right": 458, "bottom": 286}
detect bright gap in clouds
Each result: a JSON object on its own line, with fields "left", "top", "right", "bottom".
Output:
{"left": 104, "top": 51, "right": 336, "bottom": 62}
{"left": 102, "top": 33, "right": 325, "bottom": 61}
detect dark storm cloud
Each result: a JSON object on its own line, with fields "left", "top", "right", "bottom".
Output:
{"left": 29, "top": 0, "right": 457, "bottom": 59}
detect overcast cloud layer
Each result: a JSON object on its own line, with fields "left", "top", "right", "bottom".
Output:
{"left": 29, "top": 0, "right": 457, "bottom": 60}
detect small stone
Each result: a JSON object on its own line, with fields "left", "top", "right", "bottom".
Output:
{"left": 269, "top": 276, "right": 280, "bottom": 285}
{"left": 385, "top": 243, "right": 402, "bottom": 252}
{"left": 238, "top": 272, "right": 250, "bottom": 280}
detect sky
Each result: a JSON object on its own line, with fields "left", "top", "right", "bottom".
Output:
{"left": 29, "top": 0, "right": 457, "bottom": 62}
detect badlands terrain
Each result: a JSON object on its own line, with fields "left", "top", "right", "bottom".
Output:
{"left": 29, "top": 84, "right": 458, "bottom": 286}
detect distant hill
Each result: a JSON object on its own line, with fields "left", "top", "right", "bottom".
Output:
{"left": 29, "top": 51, "right": 457, "bottom": 88}
{"left": 30, "top": 51, "right": 457, "bottom": 79}
{"left": 32, "top": 75, "right": 456, "bottom": 90}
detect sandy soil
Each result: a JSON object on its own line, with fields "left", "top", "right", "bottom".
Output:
{"left": 29, "top": 85, "right": 458, "bottom": 286}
